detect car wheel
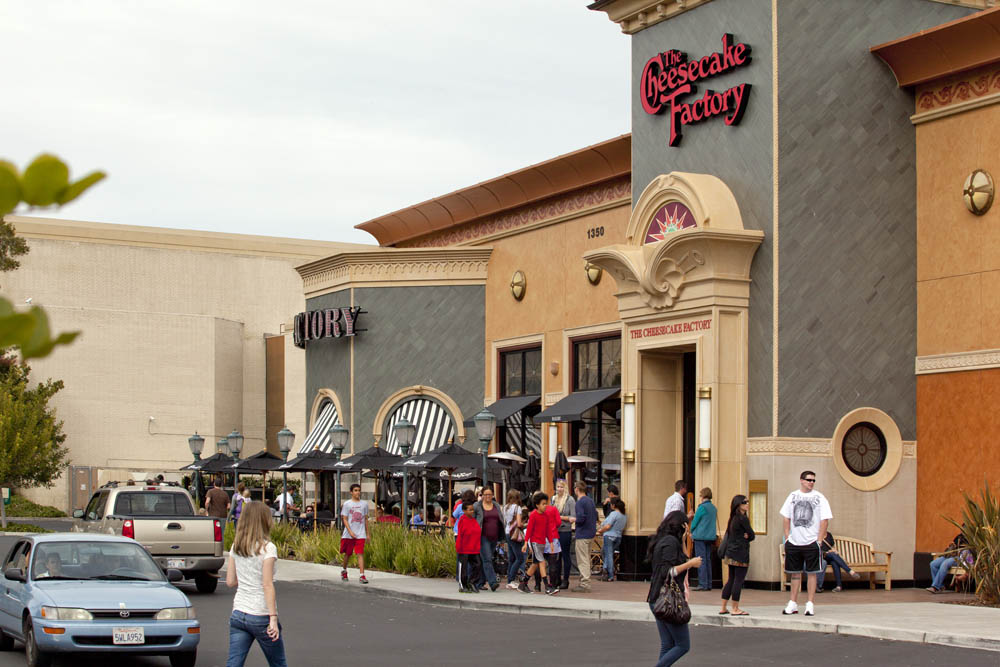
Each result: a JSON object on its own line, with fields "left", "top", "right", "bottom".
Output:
{"left": 23, "top": 619, "right": 52, "bottom": 667}
{"left": 169, "top": 649, "right": 197, "bottom": 667}
{"left": 195, "top": 573, "right": 218, "bottom": 594}
{"left": 0, "top": 626, "right": 13, "bottom": 650}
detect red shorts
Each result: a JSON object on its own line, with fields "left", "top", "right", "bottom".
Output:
{"left": 340, "top": 538, "right": 365, "bottom": 555}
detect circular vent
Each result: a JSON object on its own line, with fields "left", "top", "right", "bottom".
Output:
{"left": 841, "top": 422, "right": 887, "bottom": 477}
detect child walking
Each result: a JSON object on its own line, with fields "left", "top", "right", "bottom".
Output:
{"left": 340, "top": 483, "right": 369, "bottom": 584}
{"left": 519, "top": 492, "right": 554, "bottom": 594}
{"left": 456, "top": 501, "right": 483, "bottom": 593}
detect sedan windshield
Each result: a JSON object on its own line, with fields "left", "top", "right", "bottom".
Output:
{"left": 32, "top": 542, "right": 166, "bottom": 582}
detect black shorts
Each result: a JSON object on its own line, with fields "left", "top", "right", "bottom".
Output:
{"left": 784, "top": 542, "right": 823, "bottom": 574}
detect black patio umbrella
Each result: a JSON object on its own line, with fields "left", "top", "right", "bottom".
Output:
{"left": 394, "top": 442, "right": 503, "bottom": 472}
{"left": 229, "top": 450, "right": 284, "bottom": 473}
{"left": 329, "top": 446, "right": 402, "bottom": 473}
{"left": 197, "top": 454, "right": 237, "bottom": 474}
{"left": 276, "top": 449, "right": 339, "bottom": 472}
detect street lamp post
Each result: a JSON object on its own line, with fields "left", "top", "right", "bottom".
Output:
{"left": 188, "top": 432, "right": 205, "bottom": 508}
{"left": 226, "top": 429, "right": 244, "bottom": 523}
{"left": 277, "top": 426, "right": 295, "bottom": 523}
{"left": 329, "top": 423, "right": 349, "bottom": 530}
{"left": 393, "top": 418, "right": 416, "bottom": 527}
{"left": 473, "top": 409, "right": 497, "bottom": 493}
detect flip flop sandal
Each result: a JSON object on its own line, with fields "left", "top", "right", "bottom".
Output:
{"left": 731, "top": 611, "right": 750, "bottom": 616}
{"left": 718, "top": 610, "right": 730, "bottom": 615}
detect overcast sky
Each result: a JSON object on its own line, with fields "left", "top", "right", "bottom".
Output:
{"left": 4, "top": 1, "right": 629, "bottom": 245}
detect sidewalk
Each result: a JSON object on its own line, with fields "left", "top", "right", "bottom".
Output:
{"left": 273, "top": 559, "right": 1000, "bottom": 652}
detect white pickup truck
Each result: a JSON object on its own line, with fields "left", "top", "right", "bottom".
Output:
{"left": 73, "top": 482, "right": 225, "bottom": 593}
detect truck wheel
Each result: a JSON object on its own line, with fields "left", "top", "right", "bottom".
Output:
{"left": 169, "top": 649, "right": 197, "bottom": 667}
{"left": 23, "top": 619, "right": 52, "bottom": 667}
{"left": 195, "top": 573, "right": 218, "bottom": 593}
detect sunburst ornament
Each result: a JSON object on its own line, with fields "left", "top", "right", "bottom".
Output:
{"left": 644, "top": 202, "right": 696, "bottom": 243}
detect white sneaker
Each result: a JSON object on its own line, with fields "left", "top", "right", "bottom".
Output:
{"left": 782, "top": 601, "right": 798, "bottom": 615}
{"left": 805, "top": 601, "right": 815, "bottom": 616}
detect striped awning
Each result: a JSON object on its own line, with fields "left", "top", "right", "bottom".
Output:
{"left": 383, "top": 398, "right": 455, "bottom": 457}
{"left": 297, "top": 401, "right": 340, "bottom": 455}
{"left": 504, "top": 409, "right": 541, "bottom": 458}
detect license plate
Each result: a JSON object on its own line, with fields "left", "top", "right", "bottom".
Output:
{"left": 112, "top": 627, "right": 144, "bottom": 645}
{"left": 167, "top": 559, "right": 184, "bottom": 568}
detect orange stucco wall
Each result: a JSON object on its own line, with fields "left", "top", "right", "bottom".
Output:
{"left": 916, "top": 369, "right": 1000, "bottom": 551}
{"left": 915, "top": 100, "right": 1000, "bottom": 552}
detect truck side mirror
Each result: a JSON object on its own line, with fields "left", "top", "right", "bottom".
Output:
{"left": 3, "top": 568, "right": 25, "bottom": 582}
{"left": 72, "top": 509, "right": 84, "bottom": 519}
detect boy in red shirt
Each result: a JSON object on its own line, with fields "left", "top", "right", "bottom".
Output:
{"left": 456, "top": 501, "right": 483, "bottom": 594}
{"left": 543, "top": 497, "right": 563, "bottom": 593}
{"left": 519, "top": 492, "right": 555, "bottom": 595}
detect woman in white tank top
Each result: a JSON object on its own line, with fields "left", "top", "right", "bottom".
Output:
{"left": 225, "top": 500, "right": 287, "bottom": 667}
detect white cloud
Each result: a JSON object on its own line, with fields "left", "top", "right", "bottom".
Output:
{"left": 2, "top": 0, "right": 629, "bottom": 243}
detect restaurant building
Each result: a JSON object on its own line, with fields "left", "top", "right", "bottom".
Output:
{"left": 294, "top": 0, "right": 997, "bottom": 585}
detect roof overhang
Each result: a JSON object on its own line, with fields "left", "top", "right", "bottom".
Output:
{"left": 355, "top": 134, "right": 630, "bottom": 247}
{"left": 871, "top": 6, "right": 1000, "bottom": 87}
{"left": 587, "top": 0, "right": 714, "bottom": 35}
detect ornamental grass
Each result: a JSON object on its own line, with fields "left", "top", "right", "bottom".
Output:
{"left": 946, "top": 480, "right": 1000, "bottom": 605}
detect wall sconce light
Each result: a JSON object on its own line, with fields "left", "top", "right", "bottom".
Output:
{"left": 622, "top": 393, "right": 636, "bottom": 462}
{"left": 748, "top": 480, "right": 768, "bottom": 534}
{"left": 548, "top": 423, "right": 558, "bottom": 464}
{"left": 510, "top": 270, "right": 526, "bottom": 301}
{"left": 697, "top": 386, "right": 712, "bottom": 461}
{"left": 585, "top": 262, "right": 603, "bottom": 285}
{"left": 549, "top": 361, "right": 559, "bottom": 376}
{"left": 964, "top": 169, "right": 994, "bottom": 216}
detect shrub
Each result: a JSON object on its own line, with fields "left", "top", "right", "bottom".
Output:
{"left": 393, "top": 539, "right": 417, "bottom": 575}
{"left": 1, "top": 522, "right": 52, "bottom": 533}
{"left": 8, "top": 495, "right": 66, "bottom": 517}
{"left": 224, "top": 522, "right": 235, "bottom": 552}
{"left": 367, "top": 524, "right": 407, "bottom": 572}
{"left": 947, "top": 480, "right": 1000, "bottom": 605}
{"left": 414, "top": 533, "right": 455, "bottom": 578}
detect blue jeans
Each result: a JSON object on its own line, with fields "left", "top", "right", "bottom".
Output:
{"left": 693, "top": 539, "right": 713, "bottom": 589}
{"left": 930, "top": 556, "right": 956, "bottom": 590}
{"left": 506, "top": 536, "right": 526, "bottom": 583}
{"left": 227, "top": 611, "right": 287, "bottom": 667}
{"left": 558, "top": 532, "right": 573, "bottom": 583}
{"left": 602, "top": 535, "right": 620, "bottom": 580}
{"left": 480, "top": 536, "right": 499, "bottom": 587}
{"left": 648, "top": 602, "right": 690, "bottom": 666}
{"left": 817, "top": 552, "right": 852, "bottom": 589}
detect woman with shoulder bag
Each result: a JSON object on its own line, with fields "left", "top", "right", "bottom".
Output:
{"left": 719, "top": 494, "right": 755, "bottom": 616}
{"left": 647, "top": 510, "right": 701, "bottom": 666}
{"left": 503, "top": 490, "right": 527, "bottom": 588}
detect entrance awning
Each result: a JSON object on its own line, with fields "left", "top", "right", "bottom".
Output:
{"left": 534, "top": 387, "right": 620, "bottom": 423}
{"left": 298, "top": 401, "right": 340, "bottom": 455}
{"left": 463, "top": 395, "right": 540, "bottom": 427}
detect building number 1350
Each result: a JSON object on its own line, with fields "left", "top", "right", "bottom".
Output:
{"left": 586, "top": 226, "right": 605, "bottom": 239}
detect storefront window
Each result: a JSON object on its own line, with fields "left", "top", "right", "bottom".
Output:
{"left": 572, "top": 335, "right": 621, "bottom": 502}
{"left": 502, "top": 347, "right": 542, "bottom": 398}
{"left": 574, "top": 336, "right": 621, "bottom": 391}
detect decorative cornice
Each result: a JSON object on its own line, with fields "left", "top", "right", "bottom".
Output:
{"left": 401, "top": 178, "right": 630, "bottom": 248}
{"left": 296, "top": 247, "right": 493, "bottom": 297}
{"left": 588, "top": 0, "right": 714, "bottom": 35}
{"left": 927, "top": 0, "right": 998, "bottom": 8}
{"left": 747, "top": 437, "right": 918, "bottom": 459}
{"left": 915, "top": 348, "right": 1000, "bottom": 374}
{"left": 915, "top": 65, "right": 1000, "bottom": 112}
{"left": 747, "top": 438, "right": 830, "bottom": 456}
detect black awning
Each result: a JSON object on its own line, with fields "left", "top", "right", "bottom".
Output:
{"left": 534, "top": 387, "right": 620, "bottom": 423}
{"left": 463, "top": 394, "right": 541, "bottom": 427}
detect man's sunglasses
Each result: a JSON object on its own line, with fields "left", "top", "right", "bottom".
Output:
{"left": 802, "top": 478, "right": 816, "bottom": 483}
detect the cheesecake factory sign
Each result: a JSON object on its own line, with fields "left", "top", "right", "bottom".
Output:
{"left": 293, "top": 306, "right": 363, "bottom": 348}
{"left": 640, "top": 33, "right": 752, "bottom": 147}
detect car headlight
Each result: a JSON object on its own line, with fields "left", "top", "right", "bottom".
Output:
{"left": 155, "top": 607, "right": 196, "bottom": 620}
{"left": 40, "top": 607, "right": 93, "bottom": 621}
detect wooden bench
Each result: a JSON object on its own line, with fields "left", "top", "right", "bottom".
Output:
{"left": 930, "top": 551, "right": 970, "bottom": 591}
{"left": 780, "top": 536, "right": 892, "bottom": 590}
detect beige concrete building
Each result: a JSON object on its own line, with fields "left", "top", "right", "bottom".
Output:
{"left": 2, "top": 215, "right": 369, "bottom": 511}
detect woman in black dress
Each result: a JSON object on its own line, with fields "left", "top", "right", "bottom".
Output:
{"left": 647, "top": 510, "right": 702, "bottom": 666}
{"left": 719, "top": 494, "right": 755, "bottom": 615}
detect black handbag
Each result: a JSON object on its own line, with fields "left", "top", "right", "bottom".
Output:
{"left": 652, "top": 569, "right": 691, "bottom": 625}
{"left": 718, "top": 531, "right": 729, "bottom": 560}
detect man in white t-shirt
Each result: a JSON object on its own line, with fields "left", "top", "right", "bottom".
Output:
{"left": 779, "top": 470, "right": 832, "bottom": 617}
{"left": 339, "top": 483, "right": 369, "bottom": 584}
{"left": 275, "top": 487, "right": 297, "bottom": 521}
{"left": 662, "top": 480, "right": 693, "bottom": 520}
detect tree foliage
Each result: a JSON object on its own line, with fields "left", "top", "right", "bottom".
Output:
{"left": 0, "top": 153, "right": 104, "bottom": 359}
{"left": 0, "top": 350, "right": 71, "bottom": 488}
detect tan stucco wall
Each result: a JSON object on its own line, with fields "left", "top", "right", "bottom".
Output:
{"left": 2, "top": 221, "right": 353, "bottom": 510}
{"left": 746, "top": 455, "right": 916, "bottom": 583}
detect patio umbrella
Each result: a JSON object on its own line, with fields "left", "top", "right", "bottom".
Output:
{"left": 277, "top": 450, "right": 340, "bottom": 534}
{"left": 197, "top": 454, "right": 237, "bottom": 474}
{"left": 567, "top": 455, "right": 599, "bottom": 464}
{"left": 395, "top": 442, "right": 504, "bottom": 509}
{"left": 229, "top": 451, "right": 285, "bottom": 473}
{"left": 331, "top": 446, "right": 402, "bottom": 472}
{"left": 489, "top": 452, "right": 527, "bottom": 499}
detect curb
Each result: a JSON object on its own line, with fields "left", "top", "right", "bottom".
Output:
{"left": 352, "top": 584, "right": 1000, "bottom": 652}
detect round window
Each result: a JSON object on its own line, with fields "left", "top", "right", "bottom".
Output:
{"left": 841, "top": 422, "right": 887, "bottom": 477}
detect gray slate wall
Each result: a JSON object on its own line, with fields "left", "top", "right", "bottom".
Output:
{"left": 631, "top": 0, "right": 774, "bottom": 437}
{"left": 775, "top": 0, "right": 972, "bottom": 440}
{"left": 305, "top": 286, "right": 484, "bottom": 453}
